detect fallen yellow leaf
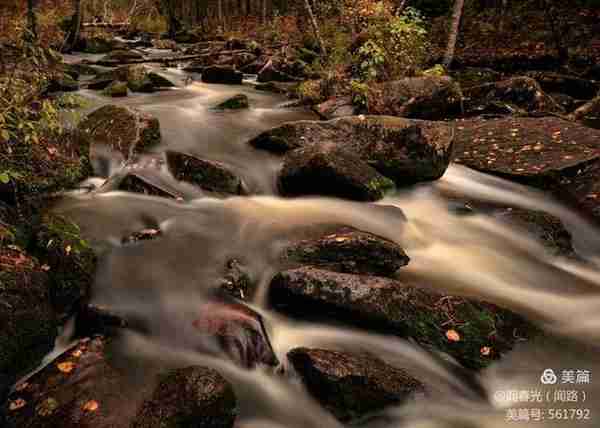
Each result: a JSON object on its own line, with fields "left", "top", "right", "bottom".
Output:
{"left": 57, "top": 361, "right": 76, "bottom": 373}
{"left": 82, "top": 400, "right": 99, "bottom": 412}
{"left": 446, "top": 329, "right": 461, "bottom": 342}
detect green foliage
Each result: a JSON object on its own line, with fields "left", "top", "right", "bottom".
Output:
{"left": 350, "top": 79, "right": 370, "bottom": 109}
{"left": 423, "top": 64, "right": 447, "bottom": 77}
{"left": 355, "top": 6, "right": 429, "bottom": 82}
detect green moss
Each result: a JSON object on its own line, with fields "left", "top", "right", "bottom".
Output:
{"left": 367, "top": 176, "right": 395, "bottom": 195}
{"left": 33, "top": 214, "right": 96, "bottom": 317}
{"left": 103, "top": 81, "right": 129, "bottom": 97}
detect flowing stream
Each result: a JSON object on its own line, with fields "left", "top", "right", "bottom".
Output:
{"left": 50, "top": 62, "right": 600, "bottom": 427}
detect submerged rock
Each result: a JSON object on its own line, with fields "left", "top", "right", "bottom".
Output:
{"left": 146, "top": 72, "right": 176, "bottom": 88}
{"left": 453, "top": 117, "right": 600, "bottom": 188}
{"left": 4, "top": 336, "right": 237, "bottom": 428}
{"left": 117, "top": 173, "right": 183, "bottom": 199}
{"left": 278, "top": 144, "right": 395, "bottom": 201}
{"left": 250, "top": 116, "right": 453, "bottom": 186}
{"left": 463, "top": 76, "right": 563, "bottom": 115}
{"left": 78, "top": 105, "right": 161, "bottom": 161}
{"left": 166, "top": 151, "right": 247, "bottom": 195}
{"left": 201, "top": 66, "right": 243, "bottom": 84}
{"left": 97, "top": 49, "right": 144, "bottom": 65}
{"left": 369, "top": 76, "right": 463, "bottom": 120}
{"left": 270, "top": 267, "right": 532, "bottom": 369}
{"left": 283, "top": 227, "right": 409, "bottom": 276}
{"left": 288, "top": 348, "right": 423, "bottom": 421}
{"left": 214, "top": 94, "right": 249, "bottom": 110}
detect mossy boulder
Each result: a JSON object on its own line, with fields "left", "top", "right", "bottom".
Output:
{"left": 78, "top": 105, "right": 161, "bottom": 161}
{"left": 368, "top": 76, "right": 463, "bottom": 120}
{"left": 166, "top": 151, "right": 247, "bottom": 195}
{"left": 4, "top": 336, "right": 237, "bottom": 428}
{"left": 102, "top": 80, "right": 128, "bottom": 97}
{"left": 278, "top": 144, "right": 396, "bottom": 201}
{"left": 250, "top": 116, "right": 453, "bottom": 186}
{"left": 146, "top": 72, "right": 176, "bottom": 88}
{"left": 270, "top": 267, "right": 533, "bottom": 369}
{"left": 0, "top": 246, "right": 57, "bottom": 403}
{"left": 47, "top": 73, "right": 79, "bottom": 93}
{"left": 90, "top": 65, "right": 158, "bottom": 93}
{"left": 288, "top": 348, "right": 423, "bottom": 421}
{"left": 201, "top": 66, "right": 243, "bottom": 84}
{"left": 214, "top": 94, "right": 249, "bottom": 110}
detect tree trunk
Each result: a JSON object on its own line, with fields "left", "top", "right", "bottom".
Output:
{"left": 26, "top": 0, "right": 38, "bottom": 41}
{"left": 63, "top": 0, "right": 83, "bottom": 52}
{"left": 544, "top": 0, "right": 568, "bottom": 63}
{"left": 443, "top": 0, "right": 465, "bottom": 68}
{"left": 303, "top": 0, "right": 326, "bottom": 56}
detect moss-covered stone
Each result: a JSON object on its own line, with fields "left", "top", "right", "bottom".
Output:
{"left": 214, "top": 94, "right": 249, "bottom": 110}
{"left": 102, "top": 80, "right": 128, "bottom": 97}
{"left": 270, "top": 267, "right": 534, "bottom": 369}
{"left": 98, "top": 49, "right": 145, "bottom": 65}
{"left": 78, "top": 105, "right": 161, "bottom": 160}
{"left": 146, "top": 72, "right": 176, "bottom": 88}
{"left": 82, "top": 37, "right": 114, "bottom": 54}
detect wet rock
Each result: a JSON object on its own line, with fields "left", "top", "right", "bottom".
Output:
{"left": 554, "top": 159, "right": 600, "bottom": 223}
{"left": 257, "top": 63, "right": 299, "bottom": 83}
{"left": 214, "top": 94, "right": 249, "bottom": 110}
{"left": 183, "top": 60, "right": 207, "bottom": 73}
{"left": 568, "top": 95, "right": 600, "bottom": 121}
{"left": 549, "top": 92, "right": 581, "bottom": 112}
{"left": 0, "top": 247, "right": 56, "bottom": 401}
{"left": 313, "top": 96, "right": 355, "bottom": 120}
{"left": 288, "top": 348, "right": 422, "bottom": 421}
{"left": 102, "top": 80, "right": 128, "bottom": 97}
{"left": 225, "top": 37, "right": 249, "bottom": 51}
{"left": 453, "top": 117, "right": 600, "bottom": 188}
{"left": 201, "top": 66, "right": 243, "bottom": 84}
{"left": 278, "top": 144, "right": 395, "bottom": 201}
{"left": 117, "top": 173, "right": 183, "bottom": 199}
{"left": 166, "top": 151, "right": 247, "bottom": 195}
{"left": 250, "top": 116, "right": 453, "bottom": 185}
{"left": 86, "top": 75, "right": 115, "bottom": 90}
{"left": 146, "top": 72, "right": 176, "bottom": 88}
{"left": 47, "top": 73, "right": 79, "bottom": 92}
{"left": 463, "top": 76, "right": 563, "bottom": 115}
{"left": 233, "top": 52, "right": 257, "bottom": 68}
{"left": 217, "top": 259, "right": 253, "bottom": 300}
{"left": 173, "top": 29, "right": 202, "bottom": 44}
{"left": 192, "top": 299, "right": 278, "bottom": 368}
{"left": 495, "top": 208, "right": 574, "bottom": 256}
{"left": 133, "top": 366, "right": 236, "bottom": 428}
{"left": 269, "top": 267, "right": 532, "bottom": 369}
{"left": 283, "top": 227, "right": 409, "bottom": 276}
{"left": 78, "top": 105, "right": 161, "bottom": 160}
{"left": 525, "top": 71, "right": 598, "bottom": 100}
{"left": 89, "top": 65, "right": 156, "bottom": 93}
{"left": 369, "top": 76, "right": 463, "bottom": 120}
{"left": 82, "top": 37, "right": 114, "bottom": 54}
{"left": 98, "top": 49, "right": 144, "bottom": 65}
{"left": 4, "top": 336, "right": 237, "bottom": 428}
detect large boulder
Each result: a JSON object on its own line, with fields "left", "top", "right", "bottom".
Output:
{"left": 453, "top": 117, "right": 600, "bottom": 188}
{"left": 82, "top": 37, "right": 115, "bottom": 54}
{"left": 313, "top": 96, "right": 356, "bottom": 120}
{"left": 4, "top": 336, "right": 237, "bottom": 428}
{"left": 201, "top": 66, "right": 243, "bottom": 84}
{"left": 568, "top": 95, "right": 600, "bottom": 121}
{"left": 88, "top": 65, "right": 156, "bottom": 93}
{"left": 166, "top": 151, "right": 248, "bottom": 195}
{"left": 278, "top": 144, "right": 395, "bottom": 201}
{"left": 283, "top": 227, "right": 409, "bottom": 277}
{"left": 270, "top": 267, "right": 532, "bottom": 368}
{"left": 463, "top": 76, "right": 563, "bottom": 115}
{"left": 78, "top": 105, "right": 161, "bottom": 161}
{"left": 368, "top": 76, "right": 463, "bottom": 120}
{"left": 102, "top": 80, "right": 128, "bottom": 97}
{"left": 257, "top": 63, "right": 299, "bottom": 83}
{"left": 288, "top": 348, "right": 423, "bottom": 421}
{"left": 250, "top": 116, "right": 454, "bottom": 186}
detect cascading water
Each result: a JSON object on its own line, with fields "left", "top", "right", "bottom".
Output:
{"left": 34, "top": 65, "right": 600, "bottom": 427}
